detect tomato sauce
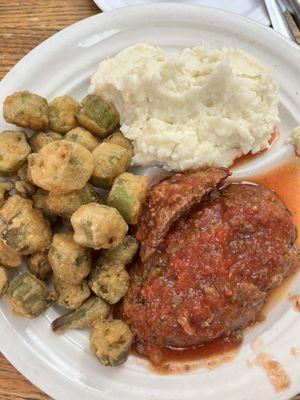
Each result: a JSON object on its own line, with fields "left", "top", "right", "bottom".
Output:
{"left": 133, "top": 334, "right": 242, "bottom": 374}
{"left": 155, "top": 335, "right": 242, "bottom": 373}
{"left": 251, "top": 157, "right": 300, "bottom": 247}
{"left": 129, "top": 141, "right": 300, "bottom": 373}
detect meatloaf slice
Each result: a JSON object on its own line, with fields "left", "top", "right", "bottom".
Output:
{"left": 136, "top": 167, "right": 230, "bottom": 263}
{"left": 124, "top": 179, "right": 299, "bottom": 363}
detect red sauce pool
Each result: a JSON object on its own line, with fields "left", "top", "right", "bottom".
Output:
{"left": 132, "top": 334, "right": 242, "bottom": 374}
{"left": 251, "top": 157, "right": 300, "bottom": 247}
{"left": 158, "top": 334, "right": 242, "bottom": 363}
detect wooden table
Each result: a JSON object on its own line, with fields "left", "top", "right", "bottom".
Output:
{"left": 0, "top": 1, "right": 300, "bottom": 399}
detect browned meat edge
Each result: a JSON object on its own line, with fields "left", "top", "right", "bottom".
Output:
{"left": 136, "top": 167, "right": 230, "bottom": 262}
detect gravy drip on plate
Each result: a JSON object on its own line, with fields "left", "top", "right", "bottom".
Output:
{"left": 255, "top": 352, "right": 291, "bottom": 393}
{"left": 147, "top": 334, "right": 242, "bottom": 374}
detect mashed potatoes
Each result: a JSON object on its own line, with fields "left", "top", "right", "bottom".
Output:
{"left": 291, "top": 126, "right": 300, "bottom": 155}
{"left": 90, "top": 44, "right": 279, "bottom": 171}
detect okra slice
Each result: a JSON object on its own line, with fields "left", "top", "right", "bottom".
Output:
{"left": 54, "top": 277, "right": 90, "bottom": 310}
{"left": 89, "top": 319, "right": 133, "bottom": 367}
{"left": 76, "top": 94, "right": 119, "bottom": 138}
{"left": 91, "top": 142, "right": 132, "bottom": 189}
{"left": 6, "top": 272, "right": 56, "bottom": 318}
{"left": 51, "top": 296, "right": 110, "bottom": 333}
{"left": 0, "top": 266, "right": 9, "bottom": 296}
{"left": 108, "top": 172, "right": 148, "bottom": 224}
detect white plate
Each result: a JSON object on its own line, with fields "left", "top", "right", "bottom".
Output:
{"left": 0, "top": 4, "right": 300, "bottom": 400}
{"left": 93, "top": 0, "right": 270, "bottom": 25}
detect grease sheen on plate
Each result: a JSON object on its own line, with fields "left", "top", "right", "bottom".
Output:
{"left": 0, "top": 4, "right": 300, "bottom": 400}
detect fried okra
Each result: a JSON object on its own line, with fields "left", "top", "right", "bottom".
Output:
{"left": 108, "top": 172, "right": 148, "bottom": 225}
{"left": 48, "top": 233, "right": 92, "bottom": 284}
{"left": 0, "top": 195, "right": 52, "bottom": 255}
{"left": 15, "top": 180, "right": 36, "bottom": 198}
{"left": 0, "top": 266, "right": 9, "bottom": 296}
{"left": 29, "top": 131, "right": 63, "bottom": 152}
{"left": 43, "top": 183, "right": 102, "bottom": 219}
{"left": 76, "top": 94, "right": 119, "bottom": 137}
{"left": 104, "top": 132, "right": 133, "bottom": 156}
{"left": 6, "top": 272, "right": 55, "bottom": 318}
{"left": 3, "top": 91, "right": 48, "bottom": 131}
{"left": 17, "top": 162, "right": 34, "bottom": 185}
{"left": 27, "top": 140, "right": 94, "bottom": 194}
{"left": 71, "top": 203, "right": 128, "bottom": 249}
{"left": 89, "top": 263, "right": 129, "bottom": 304}
{"left": 65, "top": 127, "right": 98, "bottom": 152}
{"left": 54, "top": 277, "right": 90, "bottom": 309}
{"left": 16, "top": 162, "right": 36, "bottom": 198}
{"left": 0, "top": 182, "right": 13, "bottom": 207}
{"left": 49, "top": 96, "right": 79, "bottom": 133}
{"left": 90, "top": 320, "right": 133, "bottom": 367}
{"left": 28, "top": 252, "right": 52, "bottom": 281}
{"left": 0, "top": 131, "right": 31, "bottom": 176}
{"left": 100, "top": 235, "right": 139, "bottom": 265}
{"left": 52, "top": 296, "right": 110, "bottom": 333}
{"left": 88, "top": 236, "right": 137, "bottom": 303}
{"left": 32, "top": 189, "right": 55, "bottom": 220}
{"left": 0, "top": 238, "right": 23, "bottom": 268}
{"left": 92, "top": 143, "right": 132, "bottom": 189}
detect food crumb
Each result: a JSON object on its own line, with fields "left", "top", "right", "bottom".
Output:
{"left": 289, "top": 294, "right": 300, "bottom": 311}
{"left": 290, "top": 347, "right": 300, "bottom": 357}
{"left": 246, "top": 359, "right": 254, "bottom": 368}
{"left": 255, "top": 352, "right": 291, "bottom": 393}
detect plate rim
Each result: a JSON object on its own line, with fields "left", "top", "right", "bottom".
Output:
{"left": 92, "top": 0, "right": 271, "bottom": 25}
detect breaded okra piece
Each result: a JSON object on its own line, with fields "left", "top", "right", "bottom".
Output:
{"left": 70, "top": 203, "right": 128, "bottom": 250}
{"left": 32, "top": 189, "right": 56, "bottom": 220}
{"left": 0, "top": 131, "right": 31, "bottom": 176}
{"left": 15, "top": 162, "right": 36, "bottom": 198}
{"left": 88, "top": 236, "right": 138, "bottom": 304}
{"left": 3, "top": 91, "right": 49, "bottom": 131}
{"left": 29, "top": 131, "right": 63, "bottom": 152}
{"left": 91, "top": 142, "right": 132, "bottom": 189}
{"left": 76, "top": 94, "right": 119, "bottom": 137}
{"left": 108, "top": 172, "right": 148, "bottom": 224}
{"left": 6, "top": 272, "right": 56, "bottom": 318}
{"left": 27, "top": 252, "right": 52, "bottom": 281}
{"left": 51, "top": 296, "right": 110, "bottom": 333}
{"left": 104, "top": 131, "right": 133, "bottom": 156}
{"left": 0, "top": 266, "right": 9, "bottom": 296}
{"left": 48, "top": 233, "right": 92, "bottom": 285}
{"left": 48, "top": 96, "right": 79, "bottom": 133}
{"left": 89, "top": 320, "right": 133, "bottom": 367}
{"left": 17, "top": 162, "right": 34, "bottom": 184}
{"left": 41, "top": 183, "right": 102, "bottom": 219}
{"left": 89, "top": 263, "right": 129, "bottom": 305}
{"left": 27, "top": 140, "right": 94, "bottom": 194}
{"left": 0, "top": 182, "right": 13, "bottom": 207}
{"left": 54, "top": 277, "right": 90, "bottom": 310}
{"left": 14, "top": 180, "right": 36, "bottom": 199}
{"left": 100, "top": 235, "right": 139, "bottom": 265}
{"left": 65, "top": 127, "right": 98, "bottom": 152}
{"left": 0, "top": 238, "right": 23, "bottom": 268}
{"left": 0, "top": 195, "right": 52, "bottom": 255}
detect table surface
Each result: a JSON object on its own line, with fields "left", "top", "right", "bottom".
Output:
{"left": 0, "top": 1, "right": 300, "bottom": 399}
